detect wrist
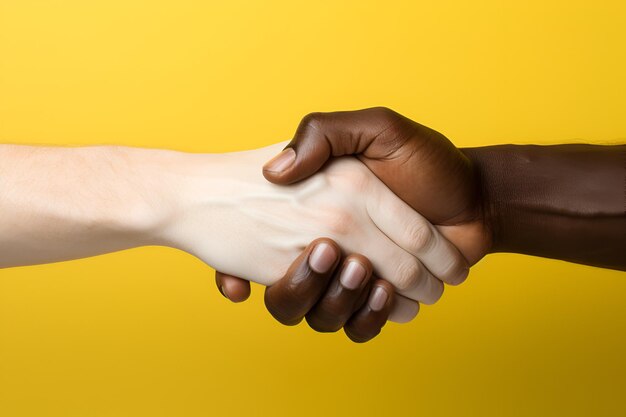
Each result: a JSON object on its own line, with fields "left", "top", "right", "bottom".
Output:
{"left": 460, "top": 145, "right": 513, "bottom": 254}
{"left": 149, "top": 142, "right": 302, "bottom": 283}
{"left": 149, "top": 144, "right": 285, "bottom": 251}
{"left": 103, "top": 146, "right": 213, "bottom": 248}
{"left": 461, "top": 144, "right": 626, "bottom": 269}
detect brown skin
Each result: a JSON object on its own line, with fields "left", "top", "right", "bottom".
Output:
{"left": 463, "top": 144, "right": 626, "bottom": 270}
{"left": 217, "top": 107, "right": 489, "bottom": 341}
{"left": 217, "top": 238, "right": 394, "bottom": 343}
{"left": 218, "top": 107, "right": 626, "bottom": 342}
{"left": 263, "top": 107, "right": 492, "bottom": 264}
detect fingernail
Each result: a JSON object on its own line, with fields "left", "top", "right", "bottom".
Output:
{"left": 339, "top": 261, "right": 366, "bottom": 290}
{"left": 263, "top": 148, "right": 296, "bottom": 173}
{"left": 220, "top": 285, "right": 230, "bottom": 300}
{"left": 308, "top": 242, "right": 337, "bottom": 273}
{"left": 369, "top": 286, "right": 389, "bottom": 312}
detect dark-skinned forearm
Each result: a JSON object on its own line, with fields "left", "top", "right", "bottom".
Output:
{"left": 462, "top": 144, "right": 626, "bottom": 270}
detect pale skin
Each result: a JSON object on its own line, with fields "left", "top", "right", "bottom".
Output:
{"left": 0, "top": 142, "right": 469, "bottom": 322}
{"left": 217, "top": 107, "right": 625, "bottom": 341}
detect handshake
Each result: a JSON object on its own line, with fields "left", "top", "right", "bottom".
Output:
{"left": 153, "top": 107, "right": 625, "bottom": 342}
{"left": 198, "top": 107, "right": 490, "bottom": 342}
{"left": 2, "top": 107, "right": 623, "bottom": 343}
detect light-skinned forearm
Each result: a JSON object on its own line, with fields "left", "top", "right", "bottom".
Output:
{"left": 0, "top": 144, "right": 187, "bottom": 267}
{"left": 0, "top": 143, "right": 467, "bottom": 306}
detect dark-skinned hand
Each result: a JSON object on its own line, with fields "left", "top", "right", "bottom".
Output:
{"left": 217, "top": 107, "right": 491, "bottom": 341}
{"left": 216, "top": 238, "right": 398, "bottom": 343}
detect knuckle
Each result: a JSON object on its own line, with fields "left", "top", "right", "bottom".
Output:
{"left": 393, "top": 259, "right": 421, "bottom": 291}
{"left": 325, "top": 210, "right": 356, "bottom": 237}
{"left": 265, "top": 283, "right": 309, "bottom": 325}
{"left": 306, "top": 310, "right": 344, "bottom": 333}
{"left": 264, "top": 299, "right": 302, "bottom": 326}
{"left": 371, "top": 106, "right": 397, "bottom": 121}
{"left": 406, "top": 222, "right": 434, "bottom": 254}
{"left": 326, "top": 159, "right": 371, "bottom": 192}
{"left": 368, "top": 107, "right": 414, "bottom": 147}
{"left": 299, "top": 112, "right": 325, "bottom": 132}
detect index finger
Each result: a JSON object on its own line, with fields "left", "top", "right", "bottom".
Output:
{"left": 264, "top": 238, "right": 341, "bottom": 326}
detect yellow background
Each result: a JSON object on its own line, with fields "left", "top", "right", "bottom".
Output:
{"left": 1, "top": 1, "right": 625, "bottom": 416}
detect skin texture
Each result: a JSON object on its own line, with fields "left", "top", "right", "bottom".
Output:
{"left": 266, "top": 107, "right": 493, "bottom": 263}
{"left": 219, "top": 237, "right": 400, "bottom": 342}
{"left": 0, "top": 145, "right": 173, "bottom": 266}
{"left": 263, "top": 238, "right": 395, "bottom": 342}
{"left": 218, "top": 107, "right": 491, "bottom": 339}
{"left": 219, "top": 107, "right": 626, "bottom": 341}
{"left": 464, "top": 144, "right": 626, "bottom": 270}
{"left": 0, "top": 140, "right": 464, "bottom": 329}
{"left": 165, "top": 143, "right": 466, "bottom": 304}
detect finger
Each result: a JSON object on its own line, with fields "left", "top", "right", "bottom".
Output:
{"left": 367, "top": 182, "right": 470, "bottom": 285}
{"left": 355, "top": 220, "right": 444, "bottom": 305}
{"left": 305, "top": 254, "right": 374, "bottom": 333}
{"left": 344, "top": 279, "right": 395, "bottom": 343}
{"left": 264, "top": 238, "right": 341, "bottom": 326}
{"left": 262, "top": 107, "right": 411, "bottom": 185}
{"left": 388, "top": 294, "right": 420, "bottom": 323}
{"left": 215, "top": 271, "right": 251, "bottom": 303}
